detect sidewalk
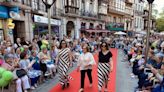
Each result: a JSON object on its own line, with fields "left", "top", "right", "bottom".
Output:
{"left": 116, "top": 50, "right": 138, "bottom": 92}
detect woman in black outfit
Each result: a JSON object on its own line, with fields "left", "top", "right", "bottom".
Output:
{"left": 98, "top": 42, "right": 113, "bottom": 92}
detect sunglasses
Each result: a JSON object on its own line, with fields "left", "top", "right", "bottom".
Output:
{"left": 101, "top": 45, "right": 106, "bottom": 47}
{"left": 61, "top": 42, "right": 66, "bottom": 44}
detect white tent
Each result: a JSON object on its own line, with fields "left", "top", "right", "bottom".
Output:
{"left": 160, "top": 32, "right": 164, "bottom": 35}
{"left": 114, "top": 31, "right": 126, "bottom": 35}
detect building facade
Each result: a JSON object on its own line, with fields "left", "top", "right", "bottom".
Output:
{"left": 62, "top": 0, "right": 108, "bottom": 39}
{"left": 133, "top": 0, "right": 144, "bottom": 32}
{"left": 0, "top": 0, "right": 146, "bottom": 42}
{"left": 106, "top": 0, "right": 134, "bottom": 36}
{"left": 0, "top": 0, "right": 32, "bottom": 43}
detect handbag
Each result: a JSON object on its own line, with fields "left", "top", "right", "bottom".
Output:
{"left": 16, "top": 69, "right": 27, "bottom": 78}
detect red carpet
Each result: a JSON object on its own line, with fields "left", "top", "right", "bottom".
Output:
{"left": 49, "top": 49, "right": 118, "bottom": 92}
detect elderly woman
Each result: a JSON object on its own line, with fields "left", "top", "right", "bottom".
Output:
{"left": 1, "top": 54, "right": 31, "bottom": 92}
{"left": 19, "top": 51, "right": 41, "bottom": 90}
{"left": 77, "top": 43, "right": 96, "bottom": 92}
{"left": 38, "top": 46, "right": 56, "bottom": 78}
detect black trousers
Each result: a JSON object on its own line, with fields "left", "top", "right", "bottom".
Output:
{"left": 80, "top": 69, "right": 93, "bottom": 88}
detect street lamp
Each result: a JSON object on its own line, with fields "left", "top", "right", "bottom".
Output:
{"left": 42, "top": 0, "right": 56, "bottom": 45}
{"left": 145, "top": 0, "right": 154, "bottom": 62}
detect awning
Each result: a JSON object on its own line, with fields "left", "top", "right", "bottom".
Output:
{"left": 84, "top": 29, "right": 110, "bottom": 33}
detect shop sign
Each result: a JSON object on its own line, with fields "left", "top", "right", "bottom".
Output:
{"left": 9, "top": 7, "right": 20, "bottom": 19}
{"left": 7, "top": 19, "right": 15, "bottom": 29}
{"left": 34, "top": 15, "right": 61, "bottom": 26}
{"left": 0, "top": 20, "right": 2, "bottom": 29}
{"left": 0, "top": 6, "right": 8, "bottom": 18}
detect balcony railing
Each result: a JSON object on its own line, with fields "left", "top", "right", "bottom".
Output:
{"left": 125, "top": 7, "right": 133, "bottom": 15}
{"left": 4, "top": 0, "right": 31, "bottom": 6}
{"left": 80, "top": 10, "right": 98, "bottom": 18}
{"left": 52, "top": 8, "right": 64, "bottom": 17}
{"left": 0, "top": 0, "right": 31, "bottom": 10}
{"left": 65, "top": 5, "right": 79, "bottom": 15}
{"left": 108, "top": 1, "right": 126, "bottom": 15}
{"left": 134, "top": 10, "right": 144, "bottom": 16}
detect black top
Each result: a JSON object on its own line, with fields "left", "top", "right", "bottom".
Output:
{"left": 98, "top": 51, "right": 113, "bottom": 63}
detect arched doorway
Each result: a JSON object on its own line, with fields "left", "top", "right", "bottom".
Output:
{"left": 66, "top": 21, "right": 75, "bottom": 38}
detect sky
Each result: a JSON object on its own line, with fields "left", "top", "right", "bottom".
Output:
{"left": 153, "top": 0, "right": 164, "bottom": 13}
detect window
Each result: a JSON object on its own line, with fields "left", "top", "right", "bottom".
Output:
{"left": 81, "top": 0, "right": 85, "bottom": 11}
{"left": 66, "top": 0, "right": 77, "bottom": 6}
{"left": 113, "top": 17, "right": 116, "bottom": 23}
{"left": 81, "top": 22, "right": 86, "bottom": 29}
{"left": 89, "top": 0, "right": 94, "bottom": 12}
{"left": 32, "top": 0, "right": 39, "bottom": 10}
{"left": 89, "top": 23, "right": 94, "bottom": 29}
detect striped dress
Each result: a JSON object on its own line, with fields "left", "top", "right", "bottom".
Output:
{"left": 98, "top": 51, "right": 112, "bottom": 89}
{"left": 58, "top": 48, "right": 71, "bottom": 85}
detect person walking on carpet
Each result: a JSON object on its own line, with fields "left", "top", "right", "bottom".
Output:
{"left": 77, "top": 43, "right": 96, "bottom": 92}
{"left": 98, "top": 42, "right": 113, "bottom": 92}
{"left": 56, "top": 40, "right": 73, "bottom": 89}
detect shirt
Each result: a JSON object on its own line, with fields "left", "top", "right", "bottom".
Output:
{"left": 78, "top": 52, "right": 96, "bottom": 70}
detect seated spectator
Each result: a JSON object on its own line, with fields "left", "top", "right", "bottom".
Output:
{"left": 3, "top": 54, "right": 31, "bottom": 92}
{"left": 19, "top": 51, "right": 41, "bottom": 90}
{"left": 38, "top": 46, "right": 56, "bottom": 78}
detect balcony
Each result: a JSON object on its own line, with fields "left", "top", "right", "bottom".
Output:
{"left": 125, "top": 7, "right": 133, "bottom": 16}
{"left": 125, "top": 0, "right": 133, "bottom": 5}
{"left": 65, "top": 5, "right": 79, "bottom": 16}
{"left": 106, "top": 22, "right": 124, "bottom": 31}
{"left": 134, "top": 10, "right": 144, "bottom": 16}
{"left": 98, "top": 3, "right": 108, "bottom": 15}
{"left": 52, "top": 8, "right": 63, "bottom": 19}
{"left": 81, "top": 10, "right": 98, "bottom": 18}
{"left": 107, "top": 1, "right": 126, "bottom": 16}
{"left": 0, "top": 0, "right": 31, "bottom": 10}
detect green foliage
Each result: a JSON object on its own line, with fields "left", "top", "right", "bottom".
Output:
{"left": 156, "top": 7, "right": 164, "bottom": 32}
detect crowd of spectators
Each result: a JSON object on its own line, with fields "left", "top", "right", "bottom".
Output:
{"left": 123, "top": 35, "right": 164, "bottom": 92}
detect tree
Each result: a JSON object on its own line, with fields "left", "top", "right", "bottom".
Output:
{"left": 156, "top": 7, "right": 164, "bottom": 32}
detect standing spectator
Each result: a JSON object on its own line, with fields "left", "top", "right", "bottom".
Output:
{"left": 14, "top": 38, "right": 22, "bottom": 49}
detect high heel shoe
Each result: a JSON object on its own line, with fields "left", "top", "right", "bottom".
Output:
{"left": 62, "top": 84, "right": 65, "bottom": 90}
{"left": 66, "top": 82, "right": 70, "bottom": 88}
{"left": 78, "top": 88, "right": 84, "bottom": 92}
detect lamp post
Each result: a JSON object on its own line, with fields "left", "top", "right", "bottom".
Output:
{"left": 145, "top": 0, "right": 154, "bottom": 62}
{"left": 42, "top": 0, "right": 56, "bottom": 45}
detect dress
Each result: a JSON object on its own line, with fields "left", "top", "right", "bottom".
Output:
{"left": 58, "top": 48, "right": 70, "bottom": 84}
{"left": 98, "top": 51, "right": 113, "bottom": 89}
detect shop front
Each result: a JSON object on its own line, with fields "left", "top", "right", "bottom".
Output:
{"left": 33, "top": 15, "right": 61, "bottom": 38}
{"left": 0, "top": 5, "right": 23, "bottom": 43}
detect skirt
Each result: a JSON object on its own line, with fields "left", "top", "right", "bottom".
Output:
{"left": 98, "top": 62, "right": 110, "bottom": 88}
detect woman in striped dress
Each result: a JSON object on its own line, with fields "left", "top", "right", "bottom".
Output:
{"left": 98, "top": 42, "right": 113, "bottom": 92}
{"left": 56, "top": 40, "right": 72, "bottom": 89}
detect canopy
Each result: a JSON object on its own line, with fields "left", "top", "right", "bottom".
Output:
{"left": 135, "top": 31, "right": 146, "bottom": 35}
{"left": 114, "top": 31, "right": 126, "bottom": 35}
{"left": 84, "top": 29, "right": 110, "bottom": 33}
